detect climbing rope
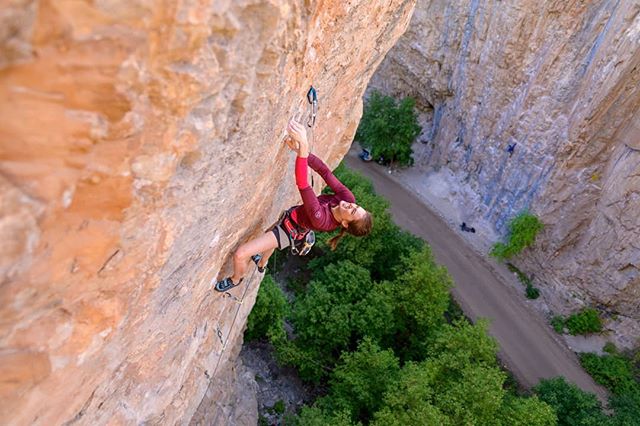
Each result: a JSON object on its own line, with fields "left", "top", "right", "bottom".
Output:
{"left": 209, "top": 266, "right": 257, "bottom": 380}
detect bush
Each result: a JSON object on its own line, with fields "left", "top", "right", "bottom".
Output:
{"left": 579, "top": 352, "right": 639, "bottom": 395}
{"left": 526, "top": 284, "right": 540, "bottom": 299}
{"left": 245, "top": 275, "right": 288, "bottom": 342}
{"left": 491, "top": 212, "right": 544, "bottom": 261}
{"left": 534, "top": 377, "right": 609, "bottom": 426}
{"left": 273, "top": 400, "right": 286, "bottom": 415}
{"left": 551, "top": 316, "right": 565, "bottom": 334}
{"left": 565, "top": 308, "right": 602, "bottom": 335}
{"left": 355, "top": 91, "right": 421, "bottom": 167}
{"left": 609, "top": 391, "right": 640, "bottom": 425}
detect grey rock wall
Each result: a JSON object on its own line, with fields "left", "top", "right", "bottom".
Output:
{"left": 371, "top": 0, "right": 640, "bottom": 347}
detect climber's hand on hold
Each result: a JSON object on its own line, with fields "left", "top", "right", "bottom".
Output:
{"left": 287, "top": 118, "right": 309, "bottom": 157}
{"left": 284, "top": 135, "right": 298, "bottom": 152}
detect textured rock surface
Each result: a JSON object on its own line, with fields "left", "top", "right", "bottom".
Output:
{"left": 370, "top": 0, "right": 640, "bottom": 347}
{"left": 0, "top": 1, "right": 415, "bottom": 424}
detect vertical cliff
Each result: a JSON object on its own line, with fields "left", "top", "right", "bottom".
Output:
{"left": 0, "top": 1, "right": 416, "bottom": 424}
{"left": 371, "top": 0, "right": 640, "bottom": 345}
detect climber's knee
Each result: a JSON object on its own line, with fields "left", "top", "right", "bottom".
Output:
{"left": 234, "top": 244, "right": 251, "bottom": 263}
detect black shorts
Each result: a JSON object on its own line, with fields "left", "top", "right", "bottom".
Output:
{"left": 271, "top": 221, "right": 291, "bottom": 250}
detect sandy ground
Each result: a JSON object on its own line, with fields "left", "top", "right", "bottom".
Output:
{"left": 345, "top": 149, "right": 608, "bottom": 401}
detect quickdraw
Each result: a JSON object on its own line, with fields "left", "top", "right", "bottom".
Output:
{"left": 306, "top": 86, "right": 318, "bottom": 187}
{"left": 306, "top": 86, "right": 318, "bottom": 127}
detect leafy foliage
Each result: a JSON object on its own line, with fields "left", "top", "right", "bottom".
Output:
{"left": 245, "top": 275, "right": 288, "bottom": 342}
{"left": 534, "top": 377, "right": 610, "bottom": 426}
{"left": 491, "top": 212, "right": 544, "bottom": 260}
{"left": 326, "top": 338, "right": 400, "bottom": 423}
{"left": 609, "top": 391, "right": 640, "bottom": 426}
{"left": 295, "top": 406, "right": 358, "bottom": 426}
{"left": 288, "top": 260, "right": 373, "bottom": 381}
{"left": 499, "top": 395, "right": 557, "bottom": 426}
{"left": 259, "top": 164, "right": 562, "bottom": 426}
{"left": 579, "top": 352, "right": 639, "bottom": 396}
{"left": 565, "top": 308, "right": 602, "bottom": 335}
{"left": 372, "top": 320, "right": 555, "bottom": 426}
{"left": 391, "top": 247, "right": 452, "bottom": 360}
{"left": 355, "top": 91, "right": 421, "bottom": 166}
{"left": 526, "top": 284, "right": 541, "bottom": 299}
{"left": 551, "top": 316, "right": 566, "bottom": 334}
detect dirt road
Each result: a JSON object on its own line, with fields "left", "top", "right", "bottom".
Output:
{"left": 345, "top": 155, "right": 607, "bottom": 399}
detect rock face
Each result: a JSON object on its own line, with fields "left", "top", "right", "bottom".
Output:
{"left": 370, "top": 0, "right": 640, "bottom": 346}
{"left": 0, "top": 1, "right": 415, "bottom": 424}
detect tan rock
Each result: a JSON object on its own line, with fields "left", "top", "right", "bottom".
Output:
{"left": 0, "top": 0, "right": 416, "bottom": 424}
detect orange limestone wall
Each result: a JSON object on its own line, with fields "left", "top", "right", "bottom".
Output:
{"left": 0, "top": 1, "right": 416, "bottom": 424}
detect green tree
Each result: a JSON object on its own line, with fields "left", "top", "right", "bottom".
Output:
{"left": 579, "top": 352, "right": 638, "bottom": 395}
{"left": 289, "top": 261, "right": 374, "bottom": 381}
{"left": 609, "top": 392, "right": 640, "bottom": 426}
{"left": 534, "top": 377, "right": 611, "bottom": 426}
{"left": 350, "top": 282, "right": 396, "bottom": 346}
{"left": 356, "top": 91, "right": 421, "bottom": 166}
{"left": 491, "top": 211, "right": 544, "bottom": 260}
{"left": 295, "top": 406, "right": 358, "bottom": 426}
{"left": 392, "top": 247, "right": 452, "bottom": 360}
{"left": 372, "top": 320, "right": 515, "bottom": 425}
{"left": 328, "top": 338, "right": 400, "bottom": 423}
{"left": 245, "top": 275, "right": 288, "bottom": 343}
{"left": 371, "top": 361, "right": 451, "bottom": 426}
{"left": 498, "top": 395, "right": 557, "bottom": 426}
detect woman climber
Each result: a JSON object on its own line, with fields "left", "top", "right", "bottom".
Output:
{"left": 214, "top": 118, "right": 373, "bottom": 292}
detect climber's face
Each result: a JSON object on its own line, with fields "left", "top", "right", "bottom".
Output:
{"left": 338, "top": 200, "right": 366, "bottom": 223}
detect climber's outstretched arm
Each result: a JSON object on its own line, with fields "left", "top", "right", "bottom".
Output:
{"left": 307, "top": 154, "right": 355, "bottom": 203}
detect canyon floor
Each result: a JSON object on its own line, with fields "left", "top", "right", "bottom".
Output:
{"left": 344, "top": 149, "right": 608, "bottom": 401}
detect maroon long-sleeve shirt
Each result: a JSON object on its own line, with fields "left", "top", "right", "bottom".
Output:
{"left": 289, "top": 154, "right": 356, "bottom": 232}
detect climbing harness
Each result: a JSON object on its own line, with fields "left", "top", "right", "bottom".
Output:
{"left": 281, "top": 208, "right": 315, "bottom": 256}
{"left": 291, "top": 230, "right": 315, "bottom": 256}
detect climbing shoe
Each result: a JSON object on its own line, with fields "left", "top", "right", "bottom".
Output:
{"left": 214, "top": 277, "right": 242, "bottom": 292}
{"left": 251, "top": 254, "right": 266, "bottom": 273}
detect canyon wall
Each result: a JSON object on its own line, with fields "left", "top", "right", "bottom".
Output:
{"left": 370, "top": 0, "right": 640, "bottom": 346}
{"left": 0, "top": 1, "right": 416, "bottom": 424}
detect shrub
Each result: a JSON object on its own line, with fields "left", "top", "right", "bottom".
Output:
{"left": 551, "top": 316, "right": 565, "bottom": 334}
{"left": 609, "top": 391, "right": 640, "bottom": 425}
{"left": 525, "top": 284, "right": 540, "bottom": 299}
{"left": 273, "top": 399, "right": 286, "bottom": 415}
{"left": 534, "top": 377, "right": 609, "bottom": 426}
{"left": 579, "top": 352, "right": 639, "bottom": 395}
{"left": 565, "top": 308, "right": 602, "bottom": 335}
{"left": 245, "top": 275, "right": 288, "bottom": 342}
{"left": 355, "top": 91, "right": 421, "bottom": 167}
{"left": 603, "top": 342, "right": 617, "bottom": 354}
{"left": 491, "top": 212, "right": 543, "bottom": 261}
